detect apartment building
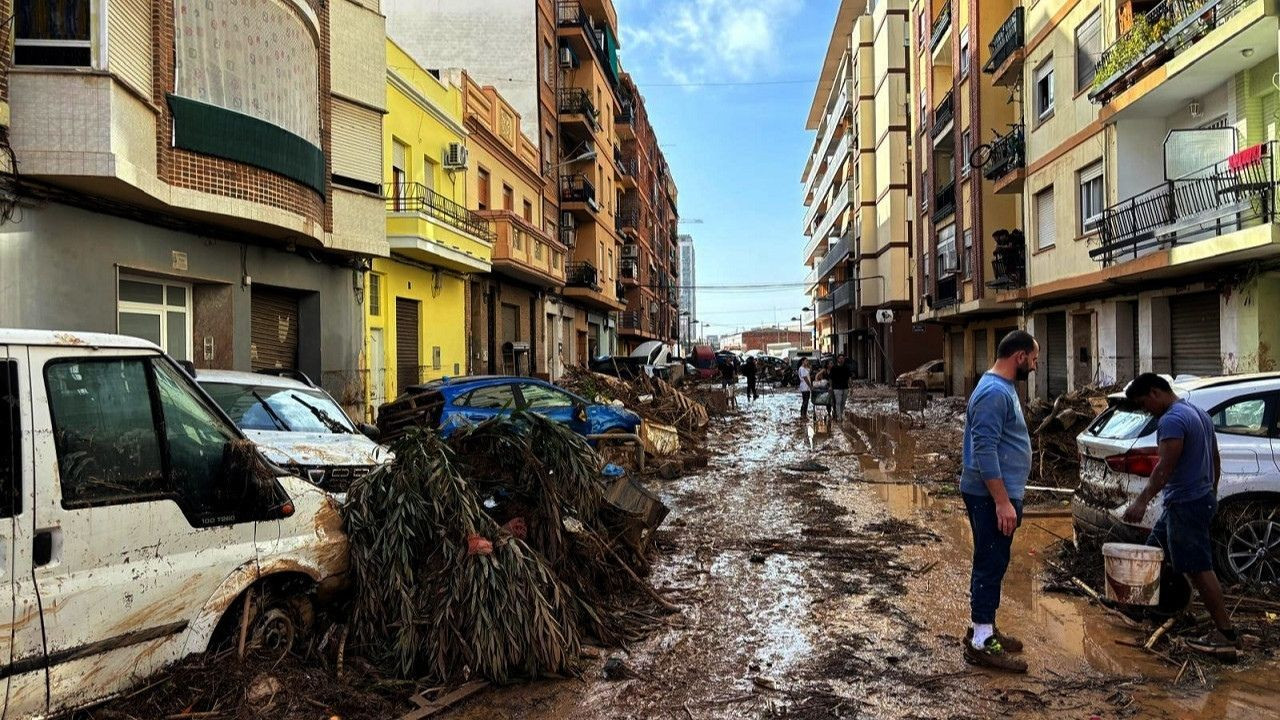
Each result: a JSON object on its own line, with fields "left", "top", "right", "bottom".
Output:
{"left": 1014, "top": 0, "right": 1279, "bottom": 398}
{"left": 804, "top": 0, "right": 942, "bottom": 382}
{"left": 908, "top": 0, "right": 1024, "bottom": 394}
{"left": 0, "top": 0, "right": 387, "bottom": 416}
{"left": 679, "top": 234, "right": 697, "bottom": 347}
{"left": 369, "top": 41, "right": 494, "bottom": 412}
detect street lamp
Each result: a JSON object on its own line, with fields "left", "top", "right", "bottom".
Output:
{"left": 801, "top": 306, "right": 815, "bottom": 350}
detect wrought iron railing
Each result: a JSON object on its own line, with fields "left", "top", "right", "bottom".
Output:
{"left": 566, "top": 261, "right": 599, "bottom": 289}
{"left": 1092, "top": 141, "right": 1277, "bottom": 265}
{"left": 559, "top": 174, "right": 597, "bottom": 205}
{"left": 983, "top": 7, "right": 1024, "bottom": 74}
{"left": 384, "top": 182, "right": 494, "bottom": 241}
{"left": 556, "top": 1, "right": 607, "bottom": 59}
{"left": 557, "top": 88, "right": 598, "bottom": 123}
{"left": 932, "top": 180, "right": 957, "bottom": 223}
{"left": 621, "top": 311, "right": 644, "bottom": 330}
{"left": 930, "top": 4, "right": 952, "bottom": 51}
{"left": 988, "top": 230, "right": 1027, "bottom": 289}
{"left": 931, "top": 90, "right": 955, "bottom": 139}
{"left": 984, "top": 124, "right": 1025, "bottom": 182}
{"left": 617, "top": 203, "right": 640, "bottom": 229}
{"left": 617, "top": 101, "right": 635, "bottom": 126}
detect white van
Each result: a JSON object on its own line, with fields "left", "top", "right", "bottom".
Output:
{"left": 0, "top": 330, "right": 348, "bottom": 717}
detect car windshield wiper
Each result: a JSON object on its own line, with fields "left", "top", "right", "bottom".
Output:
{"left": 291, "top": 393, "right": 349, "bottom": 434}
{"left": 251, "top": 390, "right": 291, "bottom": 431}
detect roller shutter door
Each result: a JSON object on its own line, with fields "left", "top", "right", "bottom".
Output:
{"left": 250, "top": 288, "right": 300, "bottom": 370}
{"left": 396, "top": 298, "right": 421, "bottom": 393}
{"left": 1045, "top": 313, "right": 1068, "bottom": 398}
{"left": 973, "top": 330, "right": 988, "bottom": 376}
{"left": 948, "top": 331, "right": 964, "bottom": 395}
{"left": 1171, "top": 293, "right": 1221, "bottom": 377}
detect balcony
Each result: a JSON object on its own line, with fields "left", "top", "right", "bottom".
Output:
{"left": 934, "top": 274, "right": 959, "bottom": 309}
{"left": 617, "top": 202, "right": 640, "bottom": 235}
{"left": 815, "top": 232, "right": 853, "bottom": 281}
{"left": 932, "top": 180, "right": 957, "bottom": 224}
{"left": 1091, "top": 0, "right": 1263, "bottom": 107}
{"left": 560, "top": 226, "right": 577, "bottom": 250}
{"left": 481, "top": 211, "right": 566, "bottom": 288}
{"left": 930, "top": 90, "right": 955, "bottom": 141}
{"left": 558, "top": 88, "right": 599, "bottom": 135}
{"left": 1091, "top": 141, "right": 1278, "bottom": 265}
{"left": 983, "top": 7, "right": 1025, "bottom": 87}
{"left": 617, "top": 100, "right": 636, "bottom": 139}
{"left": 560, "top": 174, "right": 599, "bottom": 212}
{"left": 620, "top": 257, "right": 640, "bottom": 284}
{"left": 384, "top": 182, "right": 494, "bottom": 273}
{"left": 556, "top": 1, "right": 617, "bottom": 85}
{"left": 930, "top": 4, "right": 952, "bottom": 53}
{"left": 987, "top": 230, "right": 1027, "bottom": 290}
{"left": 566, "top": 260, "right": 600, "bottom": 290}
{"left": 981, "top": 124, "right": 1025, "bottom": 193}
{"left": 621, "top": 311, "right": 645, "bottom": 332}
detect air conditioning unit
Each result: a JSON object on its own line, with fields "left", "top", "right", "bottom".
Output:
{"left": 558, "top": 46, "right": 578, "bottom": 69}
{"left": 621, "top": 244, "right": 640, "bottom": 259}
{"left": 443, "top": 142, "right": 468, "bottom": 170}
{"left": 561, "top": 211, "right": 576, "bottom": 229}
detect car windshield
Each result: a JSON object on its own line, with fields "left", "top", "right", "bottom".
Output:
{"left": 1088, "top": 405, "right": 1154, "bottom": 440}
{"left": 202, "top": 382, "right": 355, "bottom": 434}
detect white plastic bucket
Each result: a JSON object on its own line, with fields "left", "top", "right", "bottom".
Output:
{"left": 1102, "top": 542, "right": 1164, "bottom": 606}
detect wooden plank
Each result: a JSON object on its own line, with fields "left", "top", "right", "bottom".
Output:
{"left": 399, "top": 681, "right": 489, "bottom": 720}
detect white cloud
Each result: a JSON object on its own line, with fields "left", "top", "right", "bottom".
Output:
{"left": 616, "top": 0, "right": 802, "bottom": 85}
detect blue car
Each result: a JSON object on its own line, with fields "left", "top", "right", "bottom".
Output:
{"left": 377, "top": 375, "right": 642, "bottom": 440}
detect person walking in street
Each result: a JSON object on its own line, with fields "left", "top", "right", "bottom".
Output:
{"left": 797, "top": 358, "right": 812, "bottom": 419}
{"left": 829, "top": 354, "right": 851, "bottom": 421}
{"left": 1122, "top": 373, "right": 1239, "bottom": 659}
{"left": 743, "top": 356, "right": 759, "bottom": 401}
{"left": 961, "top": 330, "right": 1038, "bottom": 673}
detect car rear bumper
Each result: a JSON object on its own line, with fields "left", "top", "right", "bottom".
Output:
{"left": 1071, "top": 497, "right": 1148, "bottom": 543}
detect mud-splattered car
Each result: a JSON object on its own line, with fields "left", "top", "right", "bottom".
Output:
{"left": 1073, "top": 373, "right": 1280, "bottom": 584}
{"left": 197, "top": 369, "right": 390, "bottom": 495}
{"left": 0, "top": 330, "right": 348, "bottom": 718}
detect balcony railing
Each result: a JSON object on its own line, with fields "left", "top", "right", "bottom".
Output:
{"left": 384, "top": 182, "right": 494, "bottom": 241}
{"left": 930, "top": 4, "right": 952, "bottom": 51}
{"left": 830, "top": 280, "right": 854, "bottom": 311}
{"left": 1091, "top": 141, "right": 1278, "bottom": 265}
{"left": 930, "top": 90, "right": 955, "bottom": 139}
{"left": 566, "top": 261, "right": 599, "bottom": 289}
{"left": 988, "top": 229, "right": 1027, "bottom": 290}
{"left": 932, "top": 180, "right": 957, "bottom": 223}
{"left": 617, "top": 101, "right": 635, "bottom": 127}
{"left": 815, "top": 232, "right": 853, "bottom": 281}
{"left": 983, "top": 7, "right": 1024, "bottom": 74}
{"left": 556, "top": 1, "right": 609, "bottom": 71}
{"left": 617, "top": 203, "right": 640, "bottom": 229}
{"left": 983, "top": 124, "right": 1025, "bottom": 182}
{"left": 560, "top": 174, "right": 597, "bottom": 206}
{"left": 935, "top": 274, "right": 959, "bottom": 308}
{"left": 1091, "top": 0, "right": 1251, "bottom": 104}
{"left": 557, "top": 88, "right": 598, "bottom": 127}
{"left": 621, "top": 311, "right": 645, "bottom": 331}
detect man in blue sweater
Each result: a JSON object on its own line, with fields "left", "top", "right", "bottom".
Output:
{"left": 961, "top": 330, "right": 1038, "bottom": 672}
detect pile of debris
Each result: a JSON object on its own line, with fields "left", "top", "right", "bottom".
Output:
{"left": 1027, "top": 385, "right": 1117, "bottom": 487}
{"left": 344, "top": 411, "right": 674, "bottom": 684}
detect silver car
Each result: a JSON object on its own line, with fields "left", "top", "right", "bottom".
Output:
{"left": 1073, "top": 373, "right": 1280, "bottom": 585}
{"left": 196, "top": 369, "right": 391, "bottom": 494}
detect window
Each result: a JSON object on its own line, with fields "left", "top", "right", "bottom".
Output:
{"left": 368, "top": 274, "right": 381, "bottom": 316}
{"left": 959, "top": 26, "right": 970, "bottom": 76}
{"left": 433, "top": 346, "right": 442, "bottom": 370}
{"left": 963, "top": 228, "right": 974, "bottom": 278}
{"left": 1035, "top": 186, "right": 1056, "bottom": 249}
{"left": 918, "top": 11, "right": 927, "bottom": 44}
{"left": 392, "top": 141, "right": 408, "bottom": 200}
{"left": 919, "top": 88, "right": 927, "bottom": 126}
{"left": 423, "top": 157, "right": 437, "bottom": 191}
{"left": 961, "top": 130, "right": 972, "bottom": 177}
{"left": 0, "top": 360, "right": 20, "bottom": 518}
{"left": 458, "top": 384, "right": 517, "bottom": 409}
{"left": 503, "top": 184, "right": 514, "bottom": 212}
{"left": 1212, "top": 396, "right": 1274, "bottom": 437}
{"left": 118, "top": 276, "right": 192, "bottom": 362}
{"left": 477, "top": 168, "right": 491, "bottom": 210}
{"left": 202, "top": 383, "right": 355, "bottom": 434}
{"left": 16, "top": 0, "right": 91, "bottom": 66}
{"left": 543, "top": 131, "right": 555, "bottom": 170}
{"left": 1078, "top": 161, "right": 1104, "bottom": 234}
{"left": 1035, "top": 60, "right": 1054, "bottom": 121}
{"left": 543, "top": 40, "right": 555, "bottom": 86}
{"left": 1076, "top": 11, "right": 1102, "bottom": 92}
{"left": 523, "top": 199, "right": 534, "bottom": 223}
{"left": 937, "top": 224, "right": 957, "bottom": 275}
{"left": 519, "top": 383, "right": 574, "bottom": 409}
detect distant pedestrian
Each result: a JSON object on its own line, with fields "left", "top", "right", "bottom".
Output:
{"left": 828, "top": 354, "right": 851, "bottom": 421}
{"left": 797, "top": 358, "right": 812, "bottom": 419}
{"left": 743, "top": 357, "right": 759, "bottom": 401}
{"left": 961, "top": 330, "right": 1037, "bottom": 673}
{"left": 1123, "top": 373, "right": 1238, "bottom": 659}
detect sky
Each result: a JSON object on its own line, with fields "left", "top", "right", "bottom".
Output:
{"left": 614, "top": 0, "right": 840, "bottom": 338}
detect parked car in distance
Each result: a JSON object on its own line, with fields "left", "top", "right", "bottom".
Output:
{"left": 377, "top": 375, "right": 642, "bottom": 440}
{"left": 0, "top": 329, "right": 348, "bottom": 718}
{"left": 1074, "top": 373, "right": 1280, "bottom": 585}
{"left": 896, "top": 359, "right": 945, "bottom": 391}
{"left": 197, "top": 369, "right": 390, "bottom": 494}
{"left": 590, "top": 341, "right": 677, "bottom": 380}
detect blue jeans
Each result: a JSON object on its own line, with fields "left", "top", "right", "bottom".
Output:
{"left": 1146, "top": 492, "right": 1217, "bottom": 574}
{"left": 964, "top": 492, "right": 1024, "bottom": 624}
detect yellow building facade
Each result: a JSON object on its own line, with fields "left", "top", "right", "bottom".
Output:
{"left": 365, "top": 41, "right": 495, "bottom": 414}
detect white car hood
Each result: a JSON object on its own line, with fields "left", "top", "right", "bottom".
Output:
{"left": 244, "top": 429, "right": 390, "bottom": 468}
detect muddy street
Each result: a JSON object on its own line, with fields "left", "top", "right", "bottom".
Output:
{"left": 445, "top": 390, "right": 1279, "bottom": 720}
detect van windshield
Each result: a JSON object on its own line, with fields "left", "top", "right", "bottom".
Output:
{"left": 1088, "top": 405, "right": 1155, "bottom": 440}
{"left": 203, "top": 383, "right": 354, "bottom": 434}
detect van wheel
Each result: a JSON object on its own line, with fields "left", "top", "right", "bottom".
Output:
{"left": 1213, "top": 501, "right": 1280, "bottom": 586}
{"left": 246, "top": 588, "right": 315, "bottom": 659}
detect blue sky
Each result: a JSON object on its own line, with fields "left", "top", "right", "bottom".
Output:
{"left": 615, "top": 0, "right": 839, "bottom": 338}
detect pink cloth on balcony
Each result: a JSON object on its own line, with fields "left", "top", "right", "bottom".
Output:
{"left": 1228, "top": 144, "right": 1265, "bottom": 171}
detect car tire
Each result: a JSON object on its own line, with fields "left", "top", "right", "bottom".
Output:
{"left": 1212, "top": 499, "right": 1280, "bottom": 586}
{"left": 239, "top": 583, "right": 315, "bottom": 660}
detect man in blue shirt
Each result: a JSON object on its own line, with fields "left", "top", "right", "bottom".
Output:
{"left": 960, "top": 330, "right": 1037, "bottom": 673}
{"left": 1123, "top": 373, "right": 1237, "bottom": 659}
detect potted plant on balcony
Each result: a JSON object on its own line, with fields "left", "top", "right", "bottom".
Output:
{"left": 1090, "top": 14, "right": 1174, "bottom": 101}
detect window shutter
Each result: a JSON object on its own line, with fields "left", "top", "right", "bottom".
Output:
{"left": 1036, "top": 188, "right": 1056, "bottom": 249}
{"left": 1076, "top": 12, "right": 1102, "bottom": 91}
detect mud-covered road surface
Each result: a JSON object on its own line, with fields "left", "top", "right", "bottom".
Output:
{"left": 446, "top": 391, "right": 1279, "bottom": 719}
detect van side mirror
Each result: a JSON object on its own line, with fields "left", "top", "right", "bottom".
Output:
{"left": 358, "top": 422, "right": 381, "bottom": 442}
